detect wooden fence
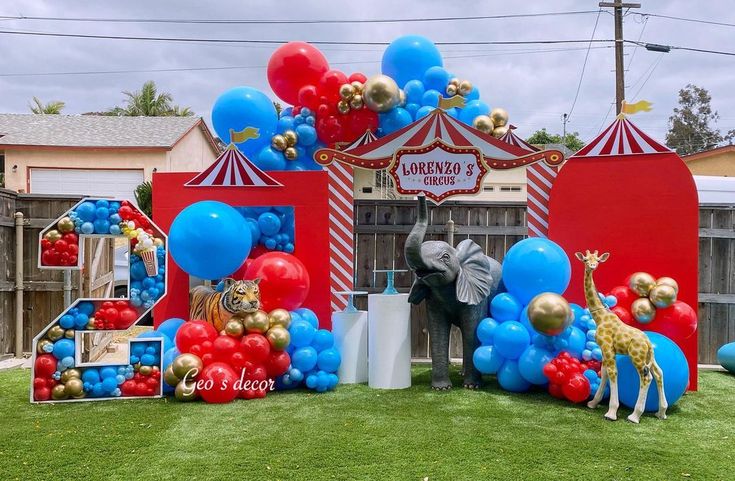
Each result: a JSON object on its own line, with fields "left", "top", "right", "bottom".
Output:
{"left": 354, "top": 199, "right": 735, "bottom": 364}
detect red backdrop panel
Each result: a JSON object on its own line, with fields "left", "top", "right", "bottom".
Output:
{"left": 152, "top": 171, "right": 333, "bottom": 330}
{"left": 548, "top": 152, "right": 699, "bottom": 390}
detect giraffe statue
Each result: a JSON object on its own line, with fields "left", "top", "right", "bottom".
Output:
{"left": 575, "top": 250, "right": 668, "bottom": 423}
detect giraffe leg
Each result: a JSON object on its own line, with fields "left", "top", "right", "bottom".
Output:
{"left": 587, "top": 366, "right": 608, "bottom": 409}
{"left": 627, "top": 365, "right": 652, "bottom": 424}
{"left": 651, "top": 359, "right": 668, "bottom": 420}
{"left": 604, "top": 363, "right": 619, "bottom": 421}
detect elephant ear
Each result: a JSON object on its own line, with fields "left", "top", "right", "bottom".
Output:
{"left": 455, "top": 239, "right": 493, "bottom": 305}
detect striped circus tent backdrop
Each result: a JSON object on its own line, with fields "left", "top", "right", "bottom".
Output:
{"left": 573, "top": 115, "right": 671, "bottom": 157}
{"left": 185, "top": 143, "right": 281, "bottom": 187}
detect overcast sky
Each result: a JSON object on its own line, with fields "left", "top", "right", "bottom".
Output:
{"left": 1, "top": 0, "right": 733, "bottom": 144}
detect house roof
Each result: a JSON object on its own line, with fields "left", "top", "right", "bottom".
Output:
{"left": 0, "top": 113, "right": 218, "bottom": 151}
{"left": 682, "top": 144, "right": 735, "bottom": 162}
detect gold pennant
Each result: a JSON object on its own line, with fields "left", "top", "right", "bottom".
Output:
{"left": 621, "top": 99, "right": 653, "bottom": 115}
{"left": 438, "top": 95, "right": 466, "bottom": 110}
{"left": 230, "top": 126, "right": 260, "bottom": 144}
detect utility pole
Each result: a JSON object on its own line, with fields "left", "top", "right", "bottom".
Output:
{"left": 599, "top": 1, "right": 641, "bottom": 113}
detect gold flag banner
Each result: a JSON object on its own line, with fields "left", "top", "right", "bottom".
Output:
{"left": 230, "top": 127, "right": 260, "bottom": 144}
{"left": 621, "top": 100, "right": 653, "bottom": 115}
{"left": 438, "top": 95, "right": 466, "bottom": 110}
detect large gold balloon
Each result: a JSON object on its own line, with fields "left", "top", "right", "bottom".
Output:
{"left": 174, "top": 380, "right": 198, "bottom": 402}
{"left": 268, "top": 308, "right": 292, "bottom": 329}
{"left": 527, "top": 293, "right": 573, "bottom": 336}
{"left": 339, "top": 83, "right": 355, "bottom": 100}
{"left": 225, "top": 319, "right": 245, "bottom": 337}
{"left": 349, "top": 94, "right": 364, "bottom": 110}
{"left": 64, "top": 378, "right": 84, "bottom": 397}
{"left": 47, "top": 325, "right": 65, "bottom": 341}
{"left": 458, "top": 80, "right": 473, "bottom": 96}
{"left": 631, "top": 298, "right": 656, "bottom": 323}
{"left": 243, "top": 310, "right": 270, "bottom": 334}
{"left": 64, "top": 329, "right": 75, "bottom": 339}
{"left": 656, "top": 276, "right": 679, "bottom": 294}
{"left": 363, "top": 74, "right": 401, "bottom": 113}
{"left": 446, "top": 84, "right": 458, "bottom": 97}
{"left": 139, "top": 365, "right": 153, "bottom": 376}
{"left": 266, "top": 326, "right": 290, "bottom": 351}
{"left": 44, "top": 229, "right": 62, "bottom": 243}
{"left": 490, "top": 108, "right": 509, "bottom": 128}
{"left": 60, "top": 369, "right": 81, "bottom": 383}
{"left": 271, "top": 134, "right": 287, "bottom": 151}
{"left": 649, "top": 284, "right": 677, "bottom": 308}
{"left": 163, "top": 366, "right": 181, "bottom": 387}
{"left": 171, "top": 353, "right": 203, "bottom": 380}
{"left": 629, "top": 272, "right": 656, "bottom": 297}
{"left": 284, "top": 147, "right": 298, "bottom": 160}
{"left": 283, "top": 130, "right": 298, "bottom": 147}
{"left": 57, "top": 217, "right": 75, "bottom": 233}
{"left": 37, "top": 339, "right": 53, "bottom": 354}
{"left": 51, "top": 384, "right": 68, "bottom": 400}
{"left": 472, "top": 115, "right": 495, "bottom": 134}
{"left": 492, "top": 125, "right": 508, "bottom": 138}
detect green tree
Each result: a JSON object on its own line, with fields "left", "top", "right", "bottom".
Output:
{"left": 666, "top": 84, "right": 722, "bottom": 155}
{"left": 526, "top": 129, "right": 585, "bottom": 153}
{"left": 108, "top": 81, "right": 193, "bottom": 117}
{"left": 29, "top": 97, "right": 65, "bottom": 114}
{"left": 134, "top": 181, "right": 152, "bottom": 218}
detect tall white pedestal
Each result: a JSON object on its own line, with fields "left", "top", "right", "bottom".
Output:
{"left": 332, "top": 310, "right": 368, "bottom": 384}
{"left": 368, "top": 293, "right": 411, "bottom": 389}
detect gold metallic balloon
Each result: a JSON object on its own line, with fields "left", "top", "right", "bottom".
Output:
{"left": 60, "top": 369, "right": 81, "bottom": 383}
{"left": 271, "top": 134, "right": 287, "bottom": 151}
{"left": 350, "top": 81, "right": 364, "bottom": 92}
{"left": 337, "top": 100, "right": 351, "bottom": 115}
{"left": 472, "top": 115, "right": 495, "bottom": 134}
{"left": 86, "top": 319, "right": 96, "bottom": 330}
{"left": 458, "top": 80, "right": 473, "bottom": 96}
{"left": 632, "top": 298, "right": 656, "bottom": 323}
{"left": 64, "top": 378, "right": 84, "bottom": 397}
{"left": 72, "top": 392, "right": 86, "bottom": 400}
{"left": 266, "top": 326, "right": 291, "bottom": 351}
{"left": 528, "top": 293, "right": 573, "bottom": 336}
{"left": 51, "top": 384, "right": 68, "bottom": 400}
{"left": 171, "top": 353, "right": 203, "bottom": 380}
{"left": 449, "top": 77, "right": 460, "bottom": 87}
{"left": 47, "top": 325, "right": 65, "bottom": 341}
{"left": 64, "top": 329, "right": 75, "bottom": 339}
{"left": 349, "top": 94, "right": 364, "bottom": 110}
{"left": 629, "top": 272, "right": 656, "bottom": 297}
{"left": 164, "top": 366, "right": 181, "bottom": 387}
{"left": 492, "top": 125, "right": 508, "bottom": 138}
{"left": 446, "top": 84, "right": 458, "bottom": 96}
{"left": 649, "top": 284, "right": 677, "bottom": 308}
{"left": 44, "top": 229, "right": 62, "bottom": 243}
{"left": 133, "top": 362, "right": 141, "bottom": 372}
{"left": 283, "top": 130, "right": 298, "bottom": 147}
{"left": 363, "top": 74, "right": 401, "bottom": 113}
{"left": 284, "top": 147, "right": 298, "bottom": 160}
{"left": 656, "top": 276, "right": 679, "bottom": 294}
{"left": 37, "top": 339, "right": 53, "bottom": 354}
{"left": 139, "top": 365, "right": 153, "bottom": 376}
{"left": 225, "top": 319, "right": 245, "bottom": 337}
{"left": 268, "top": 308, "right": 292, "bottom": 329}
{"left": 490, "top": 108, "right": 509, "bottom": 128}
{"left": 174, "top": 380, "right": 198, "bottom": 402}
{"left": 57, "top": 217, "right": 75, "bottom": 234}
{"left": 244, "top": 310, "right": 270, "bottom": 334}
{"left": 399, "top": 89, "right": 406, "bottom": 107}
{"left": 339, "top": 83, "right": 355, "bottom": 100}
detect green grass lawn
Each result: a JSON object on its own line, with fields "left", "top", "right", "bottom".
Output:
{"left": 1, "top": 366, "right": 733, "bottom": 481}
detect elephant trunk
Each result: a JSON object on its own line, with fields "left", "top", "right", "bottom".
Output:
{"left": 405, "top": 194, "right": 429, "bottom": 270}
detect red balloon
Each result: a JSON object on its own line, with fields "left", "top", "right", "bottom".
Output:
{"left": 34, "top": 386, "right": 51, "bottom": 401}
{"left": 611, "top": 306, "right": 633, "bottom": 326}
{"left": 349, "top": 72, "right": 367, "bottom": 84}
{"left": 34, "top": 354, "right": 57, "bottom": 378}
{"left": 118, "top": 205, "right": 134, "bottom": 220}
{"left": 117, "top": 308, "right": 138, "bottom": 329}
{"left": 609, "top": 285, "right": 638, "bottom": 311}
{"left": 318, "top": 69, "right": 348, "bottom": 101}
{"left": 652, "top": 301, "right": 697, "bottom": 340}
{"left": 41, "top": 239, "right": 52, "bottom": 251}
{"left": 62, "top": 232, "right": 78, "bottom": 244}
{"left": 41, "top": 249, "right": 60, "bottom": 266}
{"left": 176, "top": 320, "right": 218, "bottom": 353}
{"left": 54, "top": 239, "right": 68, "bottom": 253}
{"left": 266, "top": 351, "right": 291, "bottom": 377}
{"left": 542, "top": 362, "right": 557, "bottom": 380}
{"left": 267, "top": 41, "right": 329, "bottom": 105}
{"left": 244, "top": 252, "right": 310, "bottom": 311}
{"left": 198, "top": 362, "right": 239, "bottom": 404}
{"left": 316, "top": 115, "right": 344, "bottom": 146}
{"left": 66, "top": 244, "right": 79, "bottom": 256}
{"left": 241, "top": 334, "right": 271, "bottom": 364}
{"left": 347, "top": 108, "right": 379, "bottom": 140}
{"left": 563, "top": 373, "right": 591, "bottom": 403}
{"left": 548, "top": 382, "right": 565, "bottom": 399}
{"left": 212, "top": 335, "right": 241, "bottom": 364}
{"left": 297, "top": 85, "right": 320, "bottom": 111}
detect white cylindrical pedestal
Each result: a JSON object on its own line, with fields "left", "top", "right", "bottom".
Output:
{"left": 332, "top": 310, "right": 368, "bottom": 384}
{"left": 368, "top": 293, "right": 411, "bottom": 389}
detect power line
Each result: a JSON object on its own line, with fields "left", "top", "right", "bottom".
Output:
{"left": 625, "top": 40, "right": 735, "bottom": 57}
{"left": 637, "top": 12, "right": 735, "bottom": 28}
{"left": 567, "top": 9, "right": 602, "bottom": 121}
{"left": 631, "top": 54, "right": 664, "bottom": 100}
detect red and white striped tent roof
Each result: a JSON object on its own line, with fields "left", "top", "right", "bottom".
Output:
{"left": 342, "top": 130, "right": 377, "bottom": 150}
{"left": 499, "top": 125, "right": 539, "bottom": 153}
{"left": 185, "top": 143, "right": 281, "bottom": 187}
{"left": 573, "top": 115, "right": 671, "bottom": 158}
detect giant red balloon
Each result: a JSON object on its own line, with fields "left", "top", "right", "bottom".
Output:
{"left": 241, "top": 333, "right": 271, "bottom": 364}
{"left": 34, "top": 354, "right": 57, "bottom": 378}
{"left": 212, "top": 335, "right": 241, "bottom": 364}
{"left": 563, "top": 373, "right": 591, "bottom": 403}
{"left": 267, "top": 42, "right": 329, "bottom": 105}
{"left": 609, "top": 285, "right": 638, "bottom": 312}
{"left": 245, "top": 252, "right": 310, "bottom": 311}
{"left": 611, "top": 306, "right": 633, "bottom": 326}
{"left": 175, "top": 320, "right": 218, "bottom": 354}
{"left": 652, "top": 301, "right": 698, "bottom": 341}
{"left": 198, "top": 362, "right": 239, "bottom": 404}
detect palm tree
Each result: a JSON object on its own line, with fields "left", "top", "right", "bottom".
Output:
{"left": 29, "top": 97, "right": 65, "bottom": 114}
{"left": 107, "top": 81, "right": 193, "bottom": 117}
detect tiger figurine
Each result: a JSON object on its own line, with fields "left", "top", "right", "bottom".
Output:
{"left": 189, "top": 278, "right": 261, "bottom": 332}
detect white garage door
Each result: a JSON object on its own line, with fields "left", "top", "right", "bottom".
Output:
{"left": 30, "top": 168, "right": 145, "bottom": 201}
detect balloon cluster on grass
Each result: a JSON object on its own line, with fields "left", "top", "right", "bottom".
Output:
{"left": 237, "top": 206, "right": 295, "bottom": 254}
{"left": 543, "top": 352, "right": 604, "bottom": 403}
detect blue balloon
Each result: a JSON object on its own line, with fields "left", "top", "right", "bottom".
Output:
{"left": 382, "top": 35, "right": 443, "bottom": 89}
{"left": 476, "top": 317, "right": 498, "bottom": 345}
{"left": 291, "top": 346, "right": 318, "bottom": 373}
{"left": 101, "top": 376, "right": 118, "bottom": 393}
{"left": 502, "top": 238, "right": 572, "bottom": 305}
{"left": 380, "top": 108, "right": 413, "bottom": 135}
{"left": 423, "top": 66, "right": 450, "bottom": 92}
{"left": 295, "top": 124, "right": 317, "bottom": 146}
{"left": 100, "top": 366, "right": 117, "bottom": 379}
{"left": 74, "top": 313, "right": 89, "bottom": 329}
{"left": 277, "top": 115, "right": 295, "bottom": 133}
{"left": 77, "top": 301, "right": 95, "bottom": 316}
{"left": 158, "top": 318, "right": 186, "bottom": 341}
{"left": 405, "top": 103, "right": 420, "bottom": 118}
{"left": 415, "top": 106, "right": 436, "bottom": 119}
{"left": 312, "top": 329, "right": 334, "bottom": 352}
{"left": 473, "top": 345, "right": 504, "bottom": 375}
{"left": 75, "top": 201, "right": 96, "bottom": 222}
{"left": 518, "top": 345, "right": 554, "bottom": 385}
{"left": 80, "top": 222, "right": 94, "bottom": 235}
{"left": 317, "top": 348, "right": 341, "bottom": 372}
{"left": 52, "top": 339, "right": 75, "bottom": 360}
{"left": 465, "top": 86, "right": 480, "bottom": 101}
{"left": 570, "top": 303, "right": 586, "bottom": 330}
{"left": 289, "top": 368, "right": 304, "bottom": 382}
{"left": 718, "top": 342, "right": 735, "bottom": 373}
{"left": 490, "top": 293, "right": 522, "bottom": 322}
{"left": 169, "top": 201, "right": 251, "bottom": 280}
{"left": 82, "top": 368, "right": 100, "bottom": 385}
{"left": 130, "top": 261, "right": 148, "bottom": 281}
{"left": 93, "top": 219, "right": 110, "bottom": 234}
{"left": 136, "top": 331, "right": 172, "bottom": 353}
{"left": 289, "top": 320, "right": 316, "bottom": 348}
{"left": 497, "top": 360, "right": 531, "bottom": 392}
{"left": 95, "top": 207, "right": 110, "bottom": 219}
{"left": 258, "top": 212, "right": 281, "bottom": 236}
{"left": 59, "top": 314, "right": 75, "bottom": 329}
{"left": 444, "top": 107, "right": 459, "bottom": 119}
{"left": 162, "top": 347, "right": 180, "bottom": 372}
{"left": 493, "top": 321, "right": 530, "bottom": 360}
{"left": 211, "top": 87, "right": 278, "bottom": 159}
{"left": 421, "top": 89, "right": 442, "bottom": 107}
{"left": 617, "top": 332, "right": 689, "bottom": 412}
{"left": 458, "top": 100, "right": 490, "bottom": 125}
{"left": 294, "top": 308, "right": 319, "bottom": 329}
{"left": 403, "top": 80, "right": 425, "bottom": 104}
{"left": 566, "top": 327, "right": 586, "bottom": 358}
{"left": 256, "top": 147, "right": 287, "bottom": 171}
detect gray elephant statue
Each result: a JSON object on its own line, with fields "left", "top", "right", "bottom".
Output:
{"left": 405, "top": 195, "right": 502, "bottom": 390}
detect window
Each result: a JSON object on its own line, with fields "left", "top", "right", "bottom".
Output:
{"left": 483, "top": 186, "right": 494, "bottom": 192}
{"left": 362, "top": 187, "right": 373, "bottom": 194}
{"left": 500, "top": 186, "right": 522, "bottom": 192}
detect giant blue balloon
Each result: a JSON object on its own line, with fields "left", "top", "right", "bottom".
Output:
{"left": 169, "top": 201, "right": 251, "bottom": 280}
{"left": 718, "top": 342, "right": 735, "bottom": 373}
{"left": 502, "top": 238, "right": 572, "bottom": 305}
{"left": 458, "top": 100, "right": 490, "bottom": 125}
{"left": 382, "top": 35, "right": 443, "bottom": 89}
{"left": 211, "top": 87, "right": 278, "bottom": 159}
{"left": 617, "top": 332, "right": 689, "bottom": 412}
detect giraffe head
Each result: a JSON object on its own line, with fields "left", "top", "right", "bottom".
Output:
{"left": 574, "top": 250, "right": 609, "bottom": 271}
